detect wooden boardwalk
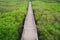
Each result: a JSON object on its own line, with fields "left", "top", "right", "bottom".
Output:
{"left": 21, "top": 2, "right": 38, "bottom": 40}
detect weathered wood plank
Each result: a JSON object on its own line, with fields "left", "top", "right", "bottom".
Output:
{"left": 21, "top": 2, "right": 38, "bottom": 40}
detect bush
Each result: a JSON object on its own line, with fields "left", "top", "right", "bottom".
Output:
{"left": 32, "top": 1, "right": 60, "bottom": 40}
{"left": 0, "top": 1, "right": 28, "bottom": 40}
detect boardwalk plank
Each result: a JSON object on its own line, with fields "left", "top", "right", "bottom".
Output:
{"left": 21, "top": 2, "right": 38, "bottom": 40}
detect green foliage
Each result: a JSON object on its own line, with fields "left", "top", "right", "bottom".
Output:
{"left": 0, "top": 0, "right": 28, "bottom": 13}
{"left": 0, "top": 0, "right": 28, "bottom": 40}
{"left": 32, "top": 1, "right": 60, "bottom": 40}
{"left": 31, "top": 0, "right": 60, "bottom": 3}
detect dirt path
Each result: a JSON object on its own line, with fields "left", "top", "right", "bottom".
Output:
{"left": 21, "top": 2, "right": 38, "bottom": 40}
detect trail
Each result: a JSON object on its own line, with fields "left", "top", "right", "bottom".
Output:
{"left": 21, "top": 2, "right": 38, "bottom": 40}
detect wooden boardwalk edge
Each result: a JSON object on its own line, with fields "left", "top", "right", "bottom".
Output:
{"left": 21, "top": 2, "right": 38, "bottom": 40}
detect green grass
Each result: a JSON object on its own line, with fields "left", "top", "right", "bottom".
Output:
{"left": 30, "top": 0, "right": 60, "bottom": 3}
{"left": 0, "top": 0, "right": 28, "bottom": 12}
{"left": 0, "top": 0, "right": 28, "bottom": 40}
{"left": 32, "top": 1, "right": 60, "bottom": 40}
